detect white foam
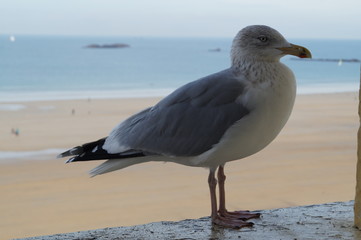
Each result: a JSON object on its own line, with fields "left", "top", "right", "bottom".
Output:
{"left": 0, "top": 83, "right": 358, "bottom": 104}
{"left": 0, "top": 104, "right": 26, "bottom": 111}
{"left": 38, "top": 105, "right": 55, "bottom": 111}
{"left": 297, "top": 82, "right": 359, "bottom": 95}
{"left": 0, "top": 89, "right": 175, "bottom": 103}
{"left": 0, "top": 148, "right": 66, "bottom": 163}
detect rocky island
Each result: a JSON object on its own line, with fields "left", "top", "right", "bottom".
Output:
{"left": 84, "top": 43, "right": 130, "bottom": 49}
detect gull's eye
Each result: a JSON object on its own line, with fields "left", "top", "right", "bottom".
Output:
{"left": 258, "top": 36, "right": 268, "bottom": 42}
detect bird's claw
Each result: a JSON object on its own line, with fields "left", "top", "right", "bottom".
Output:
{"left": 212, "top": 215, "right": 254, "bottom": 229}
{"left": 219, "top": 210, "right": 261, "bottom": 221}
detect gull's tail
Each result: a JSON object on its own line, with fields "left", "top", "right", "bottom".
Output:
{"left": 89, "top": 158, "right": 149, "bottom": 177}
{"left": 58, "top": 138, "right": 149, "bottom": 176}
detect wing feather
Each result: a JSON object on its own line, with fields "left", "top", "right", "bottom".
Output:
{"left": 104, "top": 68, "right": 249, "bottom": 156}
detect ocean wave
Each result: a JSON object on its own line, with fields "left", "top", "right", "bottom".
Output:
{"left": 0, "top": 149, "right": 66, "bottom": 163}
{"left": 0, "top": 89, "right": 175, "bottom": 103}
{"left": 297, "top": 82, "right": 359, "bottom": 94}
{"left": 0, "top": 83, "right": 358, "bottom": 103}
{"left": 0, "top": 104, "right": 26, "bottom": 111}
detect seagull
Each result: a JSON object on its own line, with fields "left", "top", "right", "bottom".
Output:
{"left": 58, "top": 25, "right": 311, "bottom": 228}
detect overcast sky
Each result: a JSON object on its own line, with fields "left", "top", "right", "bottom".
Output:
{"left": 1, "top": 0, "right": 360, "bottom": 39}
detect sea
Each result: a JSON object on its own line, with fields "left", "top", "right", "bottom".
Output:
{"left": 0, "top": 35, "right": 360, "bottom": 103}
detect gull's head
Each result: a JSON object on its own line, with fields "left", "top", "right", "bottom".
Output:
{"left": 231, "top": 25, "right": 311, "bottom": 65}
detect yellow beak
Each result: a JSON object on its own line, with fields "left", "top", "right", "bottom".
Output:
{"left": 277, "top": 44, "right": 312, "bottom": 59}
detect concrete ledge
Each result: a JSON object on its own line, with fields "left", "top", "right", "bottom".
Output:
{"left": 17, "top": 201, "right": 361, "bottom": 240}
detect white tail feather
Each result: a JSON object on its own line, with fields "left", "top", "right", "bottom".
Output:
{"left": 89, "top": 158, "right": 149, "bottom": 177}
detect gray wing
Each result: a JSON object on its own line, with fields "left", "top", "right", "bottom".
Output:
{"left": 105, "top": 68, "right": 249, "bottom": 157}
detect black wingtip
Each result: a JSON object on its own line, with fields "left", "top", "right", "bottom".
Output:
{"left": 57, "top": 146, "right": 84, "bottom": 159}
{"left": 65, "top": 157, "right": 76, "bottom": 164}
{"left": 59, "top": 137, "right": 149, "bottom": 163}
{"left": 57, "top": 151, "right": 72, "bottom": 159}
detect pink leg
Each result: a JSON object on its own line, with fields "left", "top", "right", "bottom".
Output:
{"left": 208, "top": 169, "right": 219, "bottom": 221}
{"left": 217, "top": 165, "right": 261, "bottom": 220}
{"left": 208, "top": 169, "right": 253, "bottom": 228}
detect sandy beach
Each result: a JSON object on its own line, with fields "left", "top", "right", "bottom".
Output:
{"left": 0, "top": 92, "right": 358, "bottom": 239}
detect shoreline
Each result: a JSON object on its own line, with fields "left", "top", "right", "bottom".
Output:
{"left": 0, "top": 82, "right": 359, "bottom": 103}
{"left": 0, "top": 88, "right": 175, "bottom": 103}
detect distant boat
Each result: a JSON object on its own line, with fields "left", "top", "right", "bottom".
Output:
{"left": 208, "top": 48, "right": 221, "bottom": 52}
{"left": 338, "top": 59, "right": 343, "bottom": 66}
{"left": 9, "top": 35, "right": 16, "bottom": 42}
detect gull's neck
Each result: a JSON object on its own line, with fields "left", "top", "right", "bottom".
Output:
{"left": 232, "top": 55, "right": 280, "bottom": 69}
{"left": 231, "top": 56, "right": 283, "bottom": 84}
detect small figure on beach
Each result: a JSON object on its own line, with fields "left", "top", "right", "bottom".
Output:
{"left": 11, "top": 128, "right": 19, "bottom": 136}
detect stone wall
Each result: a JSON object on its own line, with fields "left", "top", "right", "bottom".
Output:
{"left": 17, "top": 201, "right": 360, "bottom": 240}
